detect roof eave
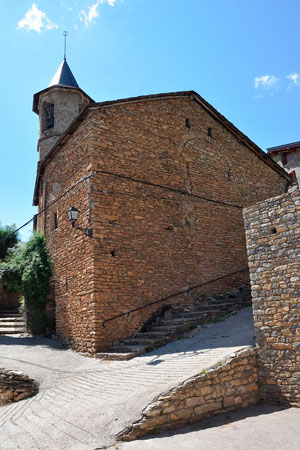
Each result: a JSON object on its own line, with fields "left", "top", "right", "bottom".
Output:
{"left": 33, "top": 85, "right": 95, "bottom": 114}
{"left": 33, "top": 90, "right": 290, "bottom": 204}
{"left": 267, "top": 141, "right": 300, "bottom": 154}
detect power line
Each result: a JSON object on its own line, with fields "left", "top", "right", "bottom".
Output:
{"left": 94, "top": 169, "right": 243, "bottom": 209}
{"left": 1, "top": 167, "right": 243, "bottom": 245}
{"left": 0, "top": 217, "right": 35, "bottom": 245}
{"left": 0, "top": 173, "right": 95, "bottom": 245}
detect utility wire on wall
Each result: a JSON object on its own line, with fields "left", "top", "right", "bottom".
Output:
{"left": 0, "top": 168, "right": 243, "bottom": 245}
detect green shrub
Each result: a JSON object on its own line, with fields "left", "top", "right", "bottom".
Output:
{"left": 0, "top": 223, "right": 19, "bottom": 261}
{"left": 0, "top": 232, "right": 53, "bottom": 333}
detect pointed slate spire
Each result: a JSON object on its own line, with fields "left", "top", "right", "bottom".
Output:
{"left": 48, "top": 59, "right": 79, "bottom": 88}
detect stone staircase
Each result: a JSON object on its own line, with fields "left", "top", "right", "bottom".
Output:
{"left": 97, "top": 284, "right": 252, "bottom": 361}
{"left": 0, "top": 311, "right": 26, "bottom": 334}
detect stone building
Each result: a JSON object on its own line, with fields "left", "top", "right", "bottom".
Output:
{"left": 268, "top": 141, "right": 300, "bottom": 186}
{"left": 33, "top": 59, "right": 290, "bottom": 353}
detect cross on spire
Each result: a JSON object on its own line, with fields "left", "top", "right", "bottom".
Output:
{"left": 63, "top": 31, "right": 68, "bottom": 60}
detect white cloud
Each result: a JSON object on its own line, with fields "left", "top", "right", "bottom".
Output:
{"left": 80, "top": 0, "right": 116, "bottom": 26}
{"left": 60, "top": 1, "right": 72, "bottom": 11}
{"left": 17, "top": 4, "right": 58, "bottom": 32}
{"left": 254, "top": 75, "right": 279, "bottom": 90}
{"left": 286, "top": 72, "right": 300, "bottom": 86}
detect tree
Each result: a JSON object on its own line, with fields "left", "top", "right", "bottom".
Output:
{"left": 0, "top": 232, "right": 53, "bottom": 333}
{"left": 0, "top": 223, "right": 19, "bottom": 261}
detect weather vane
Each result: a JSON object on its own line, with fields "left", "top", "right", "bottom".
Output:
{"left": 63, "top": 31, "right": 68, "bottom": 60}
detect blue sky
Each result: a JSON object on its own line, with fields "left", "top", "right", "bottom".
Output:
{"left": 1, "top": 0, "right": 300, "bottom": 241}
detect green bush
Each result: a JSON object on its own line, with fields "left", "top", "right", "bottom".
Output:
{"left": 0, "top": 223, "right": 18, "bottom": 261}
{"left": 0, "top": 232, "right": 53, "bottom": 333}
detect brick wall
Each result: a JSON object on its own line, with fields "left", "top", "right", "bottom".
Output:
{"left": 244, "top": 190, "right": 300, "bottom": 405}
{"left": 38, "top": 94, "right": 288, "bottom": 353}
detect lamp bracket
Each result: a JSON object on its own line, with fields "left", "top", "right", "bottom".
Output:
{"left": 76, "top": 226, "right": 93, "bottom": 238}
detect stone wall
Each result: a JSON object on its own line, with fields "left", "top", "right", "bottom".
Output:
{"left": 37, "top": 116, "right": 96, "bottom": 353}
{"left": 120, "top": 348, "right": 258, "bottom": 440}
{"left": 89, "top": 95, "right": 287, "bottom": 350}
{"left": 37, "top": 93, "right": 288, "bottom": 353}
{"left": 244, "top": 190, "right": 300, "bottom": 405}
{"left": 37, "top": 87, "right": 90, "bottom": 162}
{"left": 0, "top": 369, "right": 38, "bottom": 406}
{"left": 271, "top": 149, "right": 300, "bottom": 186}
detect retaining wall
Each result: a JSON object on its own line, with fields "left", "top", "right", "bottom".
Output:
{"left": 0, "top": 369, "right": 38, "bottom": 406}
{"left": 120, "top": 347, "right": 258, "bottom": 440}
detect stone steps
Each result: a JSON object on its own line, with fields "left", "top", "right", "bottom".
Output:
{"left": 0, "top": 312, "right": 25, "bottom": 334}
{"left": 96, "top": 285, "right": 252, "bottom": 360}
{"left": 0, "top": 328, "right": 25, "bottom": 334}
{"left": 0, "top": 310, "right": 22, "bottom": 316}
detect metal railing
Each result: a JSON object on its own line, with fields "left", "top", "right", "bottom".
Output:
{"left": 102, "top": 267, "right": 248, "bottom": 327}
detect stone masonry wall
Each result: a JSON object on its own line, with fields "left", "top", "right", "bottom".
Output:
{"left": 244, "top": 190, "right": 300, "bottom": 405}
{"left": 89, "top": 95, "right": 287, "bottom": 350}
{"left": 38, "top": 87, "right": 90, "bottom": 162}
{"left": 39, "top": 94, "right": 288, "bottom": 353}
{"left": 271, "top": 150, "right": 300, "bottom": 187}
{"left": 0, "top": 369, "right": 38, "bottom": 406}
{"left": 37, "top": 115, "right": 96, "bottom": 353}
{"left": 120, "top": 348, "right": 258, "bottom": 440}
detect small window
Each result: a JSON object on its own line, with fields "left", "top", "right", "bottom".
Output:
{"left": 281, "top": 152, "right": 287, "bottom": 166}
{"left": 286, "top": 152, "right": 294, "bottom": 164}
{"left": 51, "top": 212, "right": 58, "bottom": 231}
{"left": 42, "top": 102, "right": 54, "bottom": 131}
{"left": 33, "top": 214, "right": 38, "bottom": 232}
{"left": 54, "top": 212, "right": 58, "bottom": 229}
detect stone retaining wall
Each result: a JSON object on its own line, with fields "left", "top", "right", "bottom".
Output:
{"left": 0, "top": 369, "right": 38, "bottom": 406}
{"left": 244, "top": 190, "right": 300, "bottom": 405}
{"left": 120, "top": 347, "right": 258, "bottom": 440}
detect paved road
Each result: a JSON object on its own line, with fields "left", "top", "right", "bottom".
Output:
{"left": 0, "top": 308, "right": 255, "bottom": 450}
{"left": 107, "top": 404, "right": 300, "bottom": 450}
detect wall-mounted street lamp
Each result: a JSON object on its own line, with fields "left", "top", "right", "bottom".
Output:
{"left": 66, "top": 206, "right": 93, "bottom": 238}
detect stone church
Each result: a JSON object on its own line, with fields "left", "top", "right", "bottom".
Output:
{"left": 33, "top": 58, "right": 289, "bottom": 353}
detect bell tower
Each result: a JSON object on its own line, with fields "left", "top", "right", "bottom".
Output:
{"left": 33, "top": 48, "right": 93, "bottom": 162}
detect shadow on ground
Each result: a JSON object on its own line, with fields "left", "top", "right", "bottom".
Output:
{"left": 0, "top": 334, "right": 64, "bottom": 350}
{"left": 140, "top": 403, "right": 290, "bottom": 441}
